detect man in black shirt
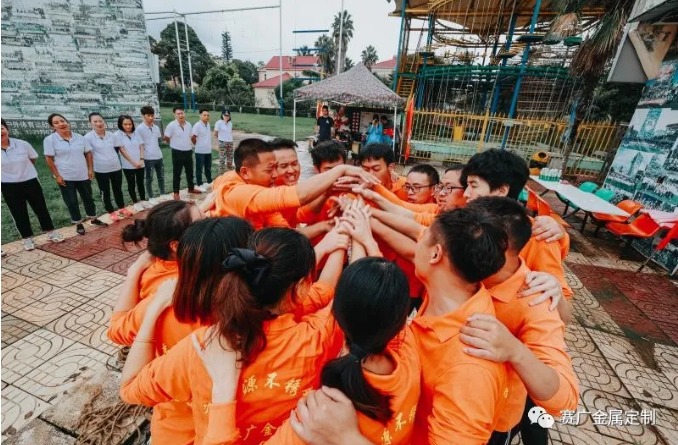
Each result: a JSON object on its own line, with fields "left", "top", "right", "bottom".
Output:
{"left": 315, "top": 105, "right": 334, "bottom": 142}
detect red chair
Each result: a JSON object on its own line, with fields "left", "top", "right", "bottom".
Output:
{"left": 637, "top": 223, "right": 678, "bottom": 273}
{"left": 591, "top": 200, "right": 644, "bottom": 237}
{"left": 536, "top": 193, "right": 571, "bottom": 228}
{"left": 526, "top": 187, "right": 539, "bottom": 214}
{"left": 606, "top": 214, "right": 661, "bottom": 257}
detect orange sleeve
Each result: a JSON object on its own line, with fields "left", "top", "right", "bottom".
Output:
{"left": 427, "top": 365, "right": 503, "bottom": 445}
{"left": 520, "top": 239, "right": 573, "bottom": 300}
{"left": 374, "top": 184, "right": 437, "bottom": 213}
{"left": 557, "top": 232, "right": 570, "bottom": 260}
{"left": 120, "top": 333, "right": 195, "bottom": 406}
{"left": 296, "top": 204, "right": 320, "bottom": 225}
{"left": 264, "top": 212, "right": 292, "bottom": 228}
{"left": 520, "top": 306, "right": 579, "bottom": 415}
{"left": 231, "top": 184, "right": 302, "bottom": 216}
{"left": 203, "top": 402, "right": 240, "bottom": 445}
{"left": 414, "top": 212, "right": 436, "bottom": 227}
{"left": 294, "top": 281, "right": 335, "bottom": 318}
{"left": 107, "top": 300, "right": 146, "bottom": 346}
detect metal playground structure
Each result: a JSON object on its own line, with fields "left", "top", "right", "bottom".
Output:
{"left": 390, "top": 0, "right": 626, "bottom": 177}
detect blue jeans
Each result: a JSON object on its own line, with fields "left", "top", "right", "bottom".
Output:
{"left": 195, "top": 153, "right": 212, "bottom": 186}
{"left": 144, "top": 159, "right": 165, "bottom": 198}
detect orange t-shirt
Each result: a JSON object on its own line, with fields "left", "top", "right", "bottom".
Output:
{"left": 520, "top": 236, "right": 573, "bottom": 299}
{"left": 247, "top": 327, "right": 422, "bottom": 445}
{"left": 410, "top": 287, "right": 510, "bottom": 445}
{"left": 120, "top": 305, "right": 343, "bottom": 445}
{"left": 214, "top": 171, "right": 301, "bottom": 229}
{"left": 485, "top": 260, "right": 579, "bottom": 432}
{"left": 138, "top": 258, "right": 178, "bottom": 301}
{"left": 414, "top": 211, "right": 437, "bottom": 227}
{"left": 374, "top": 184, "right": 438, "bottom": 214}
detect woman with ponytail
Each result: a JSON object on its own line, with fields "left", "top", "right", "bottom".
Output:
{"left": 120, "top": 226, "right": 348, "bottom": 445}
{"left": 110, "top": 216, "right": 253, "bottom": 445}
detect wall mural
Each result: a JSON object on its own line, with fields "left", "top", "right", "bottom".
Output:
{"left": 604, "top": 56, "right": 678, "bottom": 272}
{"left": 1, "top": 0, "right": 159, "bottom": 137}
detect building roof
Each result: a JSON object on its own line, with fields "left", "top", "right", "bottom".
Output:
{"left": 372, "top": 56, "right": 397, "bottom": 70}
{"left": 261, "top": 56, "right": 319, "bottom": 71}
{"left": 294, "top": 62, "right": 404, "bottom": 108}
{"left": 252, "top": 73, "right": 292, "bottom": 88}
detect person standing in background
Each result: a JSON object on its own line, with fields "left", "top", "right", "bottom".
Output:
{"left": 315, "top": 105, "right": 334, "bottom": 143}
{"left": 43, "top": 113, "right": 107, "bottom": 236}
{"left": 136, "top": 106, "right": 164, "bottom": 203}
{"left": 85, "top": 112, "right": 131, "bottom": 221}
{"left": 213, "top": 110, "right": 233, "bottom": 174}
{"left": 1, "top": 118, "right": 63, "bottom": 250}
{"left": 191, "top": 108, "right": 211, "bottom": 191}
{"left": 163, "top": 107, "right": 200, "bottom": 200}
{"left": 116, "top": 115, "right": 150, "bottom": 211}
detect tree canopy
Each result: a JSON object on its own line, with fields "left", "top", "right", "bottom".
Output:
{"left": 361, "top": 45, "right": 379, "bottom": 70}
{"left": 152, "top": 21, "right": 215, "bottom": 85}
{"left": 221, "top": 30, "right": 233, "bottom": 62}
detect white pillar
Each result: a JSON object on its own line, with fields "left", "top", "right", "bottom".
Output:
{"left": 174, "top": 16, "right": 186, "bottom": 107}
{"left": 278, "top": 0, "right": 283, "bottom": 116}
{"left": 183, "top": 15, "right": 195, "bottom": 110}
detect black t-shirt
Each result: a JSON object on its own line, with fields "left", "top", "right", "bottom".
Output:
{"left": 317, "top": 116, "right": 334, "bottom": 141}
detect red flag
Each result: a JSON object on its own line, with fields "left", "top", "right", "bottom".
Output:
{"left": 404, "top": 97, "right": 415, "bottom": 160}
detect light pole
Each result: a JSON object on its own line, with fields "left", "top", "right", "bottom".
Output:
{"left": 183, "top": 14, "right": 196, "bottom": 110}
{"left": 174, "top": 15, "right": 187, "bottom": 109}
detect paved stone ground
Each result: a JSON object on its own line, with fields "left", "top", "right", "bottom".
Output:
{"left": 2, "top": 142, "right": 677, "bottom": 444}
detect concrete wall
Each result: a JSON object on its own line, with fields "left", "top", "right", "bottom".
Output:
{"left": 1, "top": 0, "right": 159, "bottom": 137}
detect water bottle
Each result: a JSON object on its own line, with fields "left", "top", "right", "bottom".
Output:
{"left": 547, "top": 169, "right": 554, "bottom": 181}
{"left": 539, "top": 168, "right": 545, "bottom": 180}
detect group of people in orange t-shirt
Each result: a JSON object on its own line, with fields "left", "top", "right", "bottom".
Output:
{"left": 109, "top": 138, "right": 579, "bottom": 445}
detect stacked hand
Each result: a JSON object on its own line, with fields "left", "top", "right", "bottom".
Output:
{"left": 340, "top": 199, "right": 373, "bottom": 246}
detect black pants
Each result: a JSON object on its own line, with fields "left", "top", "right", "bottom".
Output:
{"left": 95, "top": 169, "right": 125, "bottom": 213}
{"left": 123, "top": 168, "right": 146, "bottom": 202}
{"left": 2, "top": 178, "right": 55, "bottom": 238}
{"left": 195, "top": 153, "right": 212, "bottom": 186}
{"left": 488, "top": 397, "right": 549, "bottom": 445}
{"left": 59, "top": 179, "right": 97, "bottom": 223}
{"left": 144, "top": 159, "right": 165, "bottom": 198}
{"left": 171, "top": 149, "right": 194, "bottom": 193}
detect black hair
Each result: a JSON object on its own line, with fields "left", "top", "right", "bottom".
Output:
{"left": 199, "top": 108, "right": 209, "bottom": 114}
{"left": 444, "top": 162, "right": 465, "bottom": 173}
{"left": 322, "top": 105, "right": 329, "bottom": 110}
{"left": 461, "top": 149, "right": 529, "bottom": 200}
{"left": 408, "top": 164, "right": 440, "bottom": 185}
{"left": 234, "top": 138, "right": 274, "bottom": 171}
{"left": 173, "top": 106, "right": 184, "bottom": 113}
{"left": 311, "top": 140, "right": 347, "bottom": 169}
{"left": 88, "top": 112, "right": 103, "bottom": 122}
{"left": 466, "top": 196, "right": 532, "bottom": 252}
{"left": 117, "top": 115, "right": 135, "bottom": 133}
{"left": 222, "top": 110, "right": 231, "bottom": 120}
{"left": 431, "top": 208, "right": 508, "bottom": 283}
{"left": 47, "top": 113, "right": 68, "bottom": 126}
{"left": 212, "top": 228, "right": 316, "bottom": 364}
{"left": 140, "top": 106, "right": 155, "bottom": 116}
{"left": 1, "top": 118, "right": 8, "bottom": 131}
{"left": 358, "top": 143, "right": 394, "bottom": 165}
{"left": 121, "top": 200, "right": 196, "bottom": 260}
{"left": 321, "top": 258, "right": 410, "bottom": 423}
{"left": 173, "top": 217, "right": 254, "bottom": 324}
{"left": 372, "top": 114, "right": 379, "bottom": 120}
{"left": 269, "top": 138, "right": 298, "bottom": 150}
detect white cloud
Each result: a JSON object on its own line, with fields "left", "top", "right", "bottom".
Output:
{"left": 142, "top": 0, "right": 401, "bottom": 65}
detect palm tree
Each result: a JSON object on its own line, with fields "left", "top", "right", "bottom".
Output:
{"left": 344, "top": 57, "right": 354, "bottom": 70}
{"left": 361, "top": 45, "right": 379, "bottom": 70}
{"left": 551, "top": 0, "right": 635, "bottom": 174}
{"left": 296, "top": 45, "right": 312, "bottom": 56}
{"left": 314, "top": 34, "right": 335, "bottom": 77}
{"left": 332, "top": 10, "right": 354, "bottom": 74}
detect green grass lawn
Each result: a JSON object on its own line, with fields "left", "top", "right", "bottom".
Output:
{"left": 1, "top": 111, "right": 315, "bottom": 244}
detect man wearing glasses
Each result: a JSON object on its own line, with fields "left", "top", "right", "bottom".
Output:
{"left": 404, "top": 164, "right": 440, "bottom": 204}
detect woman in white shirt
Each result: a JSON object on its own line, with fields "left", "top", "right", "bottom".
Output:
{"left": 44, "top": 113, "right": 107, "bottom": 236}
{"left": 213, "top": 110, "right": 233, "bottom": 174}
{"left": 84, "top": 112, "right": 131, "bottom": 221}
{"left": 115, "top": 115, "right": 151, "bottom": 211}
{"left": 1, "top": 119, "right": 63, "bottom": 250}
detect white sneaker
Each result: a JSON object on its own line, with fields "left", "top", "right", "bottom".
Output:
{"left": 47, "top": 231, "right": 64, "bottom": 243}
{"left": 194, "top": 185, "right": 207, "bottom": 193}
{"left": 22, "top": 238, "right": 35, "bottom": 251}
{"left": 133, "top": 203, "right": 145, "bottom": 212}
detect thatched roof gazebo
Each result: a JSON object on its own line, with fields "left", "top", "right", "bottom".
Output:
{"left": 292, "top": 63, "right": 405, "bottom": 147}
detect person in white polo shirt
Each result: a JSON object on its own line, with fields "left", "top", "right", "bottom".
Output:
{"left": 115, "top": 115, "right": 151, "bottom": 211}
{"left": 43, "top": 113, "right": 107, "bottom": 236}
{"left": 136, "top": 106, "right": 165, "bottom": 201}
{"left": 85, "top": 113, "right": 132, "bottom": 221}
{"left": 1, "top": 119, "right": 63, "bottom": 250}
{"left": 213, "top": 110, "right": 233, "bottom": 173}
{"left": 191, "top": 108, "right": 212, "bottom": 191}
{"left": 163, "top": 106, "right": 200, "bottom": 200}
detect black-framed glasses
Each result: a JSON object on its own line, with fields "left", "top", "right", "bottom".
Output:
{"left": 404, "top": 184, "right": 434, "bottom": 193}
{"left": 435, "top": 184, "right": 465, "bottom": 194}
